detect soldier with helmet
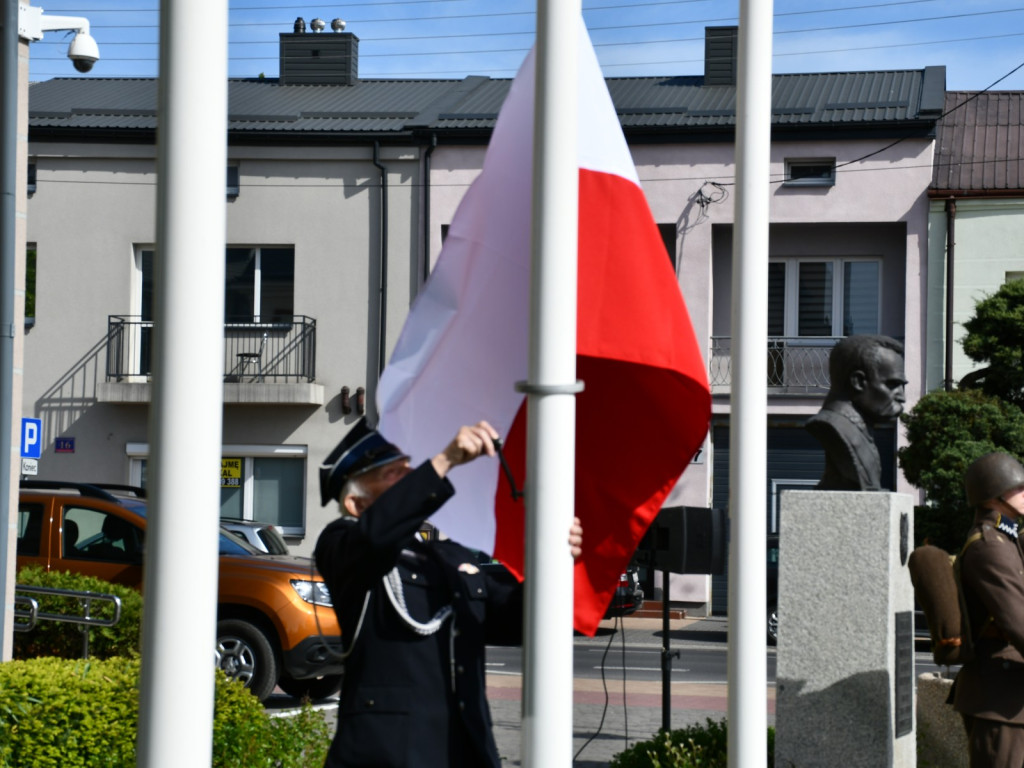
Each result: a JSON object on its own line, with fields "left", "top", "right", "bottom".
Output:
{"left": 953, "top": 451, "right": 1024, "bottom": 766}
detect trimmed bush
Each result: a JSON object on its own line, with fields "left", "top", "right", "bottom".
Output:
{"left": 0, "top": 657, "right": 139, "bottom": 768}
{"left": 0, "top": 657, "right": 330, "bottom": 768}
{"left": 13, "top": 566, "right": 143, "bottom": 660}
{"left": 610, "top": 718, "right": 775, "bottom": 768}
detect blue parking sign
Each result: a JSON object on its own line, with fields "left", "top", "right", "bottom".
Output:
{"left": 21, "top": 418, "right": 41, "bottom": 459}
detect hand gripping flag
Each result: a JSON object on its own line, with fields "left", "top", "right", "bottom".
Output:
{"left": 377, "top": 18, "right": 710, "bottom": 635}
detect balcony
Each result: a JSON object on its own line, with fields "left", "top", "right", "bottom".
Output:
{"left": 709, "top": 336, "right": 838, "bottom": 395}
{"left": 98, "top": 315, "right": 324, "bottom": 405}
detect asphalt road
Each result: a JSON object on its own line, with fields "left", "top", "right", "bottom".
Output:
{"left": 266, "top": 614, "right": 947, "bottom": 767}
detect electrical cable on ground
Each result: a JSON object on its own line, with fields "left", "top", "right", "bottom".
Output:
{"left": 573, "top": 614, "right": 625, "bottom": 763}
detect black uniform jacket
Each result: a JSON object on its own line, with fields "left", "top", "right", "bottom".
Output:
{"left": 314, "top": 461, "right": 524, "bottom": 768}
{"left": 954, "top": 509, "right": 1024, "bottom": 724}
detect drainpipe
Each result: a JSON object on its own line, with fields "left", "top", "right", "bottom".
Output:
{"left": 422, "top": 133, "right": 437, "bottom": 286}
{"left": 944, "top": 198, "right": 956, "bottom": 391}
{"left": 371, "top": 141, "right": 388, "bottom": 421}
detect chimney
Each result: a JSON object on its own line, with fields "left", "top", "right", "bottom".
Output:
{"left": 280, "top": 17, "right": 358, "bottom": 85}
{"left": 704, "top": 26, "right": 738, "bottom": 86}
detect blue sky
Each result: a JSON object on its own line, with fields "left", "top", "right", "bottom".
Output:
{"left": 27, "top": 0, "right": 1024, "bottom": 90}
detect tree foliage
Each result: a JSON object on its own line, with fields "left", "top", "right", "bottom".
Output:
{"left": 960, "top": 278, "right": 1024, "bottom": 406}
{"left": 898, "top": 389, "right": 1024, "bottom": 550}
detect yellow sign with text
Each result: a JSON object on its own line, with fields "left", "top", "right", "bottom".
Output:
{"left": 221, "top": 458, "right": 242, "bottom": 488}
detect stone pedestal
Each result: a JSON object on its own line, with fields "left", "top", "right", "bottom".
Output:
{"left": 775, "top": 491, "right": 915, "bottom": 768}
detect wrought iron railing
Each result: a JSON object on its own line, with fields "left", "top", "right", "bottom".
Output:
{"left": 709, "top": 336, "right": 839, "bottom": 393}
{"left": 106, "top": 315, "right": 317, "bottom": 383}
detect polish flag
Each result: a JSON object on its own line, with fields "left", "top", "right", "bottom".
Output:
{"left": 377, "top": 19, "right": 710, "bottom": 635}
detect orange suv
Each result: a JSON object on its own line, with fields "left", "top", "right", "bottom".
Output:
{"left": 16, "top": 480, "right": 343, "bottom": 702}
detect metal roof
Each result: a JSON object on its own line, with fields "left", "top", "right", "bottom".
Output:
{"left": 29, "top": 67, "right": 945, "bottom": 140}
{"left": 931, "top": 91, "right": 1024, "bottom": 194}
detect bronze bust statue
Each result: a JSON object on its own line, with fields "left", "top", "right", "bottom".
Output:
{"left": 806, "top": 335, "right": 907, "bottom": 491}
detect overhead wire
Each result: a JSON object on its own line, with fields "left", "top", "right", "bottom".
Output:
{"left": 27, "top": 2, "right": 1024, "bottom": 81}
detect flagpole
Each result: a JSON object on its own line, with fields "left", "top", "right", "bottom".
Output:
{"left": 728, "top": 2, "right": 773, "bottom": 767}
{"left": 136, "top": 0, "right": 227, "bottom": 764}
{"left": 521, "top": 0, "right": 580, "bottom": 765}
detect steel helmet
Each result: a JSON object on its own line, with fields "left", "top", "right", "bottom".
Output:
{"left": 965, "top": 452, "right": 1024, "bottom": 508}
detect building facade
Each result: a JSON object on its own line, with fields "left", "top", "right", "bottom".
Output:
{"left": 25, "top": 25, "right": 943, "bottom": 597}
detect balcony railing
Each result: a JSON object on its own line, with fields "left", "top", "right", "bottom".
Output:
{"left": 709, "top": 336, "right": 839, "bottom": 394}
{"left": 107, "top": 315, "right": 317, "bottom": 383}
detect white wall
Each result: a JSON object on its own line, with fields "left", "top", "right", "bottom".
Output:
{"left": 25, "top": 140, "right": 424, "bottom": 554}
{"left": 926, "top": 197, "right": 1024, "bottom": 391}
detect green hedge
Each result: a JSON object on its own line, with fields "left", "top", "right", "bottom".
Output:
{"left": 0, "top": 657, "right": 330, "bottom": 768}
{"left": 13, "top": 566, "right": 143, "bottom": 660}
{"left": 610, "top": 718, "right": 775, "bottom": 768}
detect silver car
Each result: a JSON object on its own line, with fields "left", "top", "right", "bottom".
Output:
{"left": 220, "top": 520, "right": 289, "bottom": 555}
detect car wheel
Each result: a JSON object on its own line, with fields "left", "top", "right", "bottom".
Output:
{"left": 277, "top": 673, "right": 343, "bottom": 700}
{"left": 767, "top": 604, "right": 778, "bottom": 646}
{"left": 216, "top": 619, "right": 278, "bottom": 702}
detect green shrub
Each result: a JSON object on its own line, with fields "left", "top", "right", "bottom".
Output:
{"left": 13, "top": 566, "right": 143, "bottom": 660}
{"left": 610, "top": 718, "right": 774, "bottom": 768}
{"left": 0, "top": 657, "right": 331, "bottom": 768}
{"left": 0, "top": 657, "right": 139, "bottom": 768}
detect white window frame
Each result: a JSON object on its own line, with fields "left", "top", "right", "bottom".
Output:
{"left": 784, "top": 157, "right": 836, "bottom": 187}
{"left": 125, "top": 442, "right": 308, "bottom": 535}
{"left": 769, "top": 257, "right": 882, "bottom": 338}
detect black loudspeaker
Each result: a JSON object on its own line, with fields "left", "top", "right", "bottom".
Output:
{"left": 638, "top": 506, "right": 727, "bottom": 575}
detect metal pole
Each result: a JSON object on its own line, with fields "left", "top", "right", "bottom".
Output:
{"left": 521, "top": 0, "right": 580, "bottom": 764}
{"left": 728, "top": 2, "right": 773, "bottom": 767}
{"left": 944, "top": 198, "right": 956, "bottom": 390}
{"left": 660, "top": 569, "right": 678, "bottom": 733}
{"left": 0, "top": 0, "right": 19, "bottom": 661}
{"left": 136, "top": 0, "right": 227, "bottom": 764}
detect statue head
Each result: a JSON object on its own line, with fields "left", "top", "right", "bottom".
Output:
{"left": 827, "top": 335, "right": 907, "bottom": 426}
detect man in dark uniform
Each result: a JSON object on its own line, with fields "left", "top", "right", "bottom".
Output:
{"left": 806, "top": 334, "right": 906, "bottom": 490}
{"left": 315, "top": 418, "right": 582, "bottom": 768}
{"left": 954, "top": 451, "right": 1024, "bottom": 767}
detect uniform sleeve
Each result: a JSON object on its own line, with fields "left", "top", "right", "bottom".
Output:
{"left": 315, "top": 461, "right": 454, "bottom": 592}
{"left": 960, "top": 533, "right": 1024, "bottom": 656}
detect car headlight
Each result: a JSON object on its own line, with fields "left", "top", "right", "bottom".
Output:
{"left": 291, "top": 579, "right": 333, "bottom": 607}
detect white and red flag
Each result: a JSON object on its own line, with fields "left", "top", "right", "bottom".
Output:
{"left": 377, "top": 19, "right": 710, "bottom": 636}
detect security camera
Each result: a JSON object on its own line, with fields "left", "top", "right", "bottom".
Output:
{"left": 67, "top": 30, "right": 99, "bottom": 73}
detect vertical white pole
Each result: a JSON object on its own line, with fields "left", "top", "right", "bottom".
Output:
{"left": 728, "top": 2, "right": 773, "bottom": 767}
{"left": 521, "top": 0, "right": 580, "bottom": 765}
{"left": 136, "top": 0, "right": 227, "bottom": 765}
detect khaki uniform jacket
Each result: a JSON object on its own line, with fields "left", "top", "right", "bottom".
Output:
{"left": 953, "top": 510, "right": 1024, "bottom": 724}
{"left": 314, "top": 461, "right": 524, "bottom": 768}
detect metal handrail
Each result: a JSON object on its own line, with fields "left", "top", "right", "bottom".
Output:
{"left": 106, "top": 314, "right": 317, "bottom": 383}
{"left": 13, "top": 594, "right": 38, "bottom": 632}
{"left": 14, "top": 585, "right": 123, "bottom": 659}
{"left": 709, "top": 335, "right": 839, "bottom": 393}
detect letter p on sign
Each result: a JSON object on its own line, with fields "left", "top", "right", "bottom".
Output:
{"left": 21, "top": 418, "right": 41, "bottom": 459}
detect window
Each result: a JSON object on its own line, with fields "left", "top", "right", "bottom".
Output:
{"left": 25, "top": 244, "right": 35, "bottom": 327}
{"left": 226, "top": 165, "right": 239, "bottom": 199}
{"left": 17, "top": 503, "right": 43, "bottom": 556}
{"left": 138, "top": 245, "right": 295, "bottom": 326}
{"left": 768, "top": 259, "right": 880, "bottom": 337}
{"left": 64, "top": 507, "right": 144, "bottom": 563}
{"left": 657, "top": 223, "right": 677, "bottom": 270}
{"left": 127, "top": 443, "right": 307, "bottom": 534}
{"left": 220, "top": 456, "right": 304, "bottom": 530}
{"left": 27, "top": 162, "right": 36, "bottom": 196}
{"left": 784, "top": 158, "right": 836, "bottom": 187}
{"left": 225, "top": 247, "right": 295, "bottom": 323}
